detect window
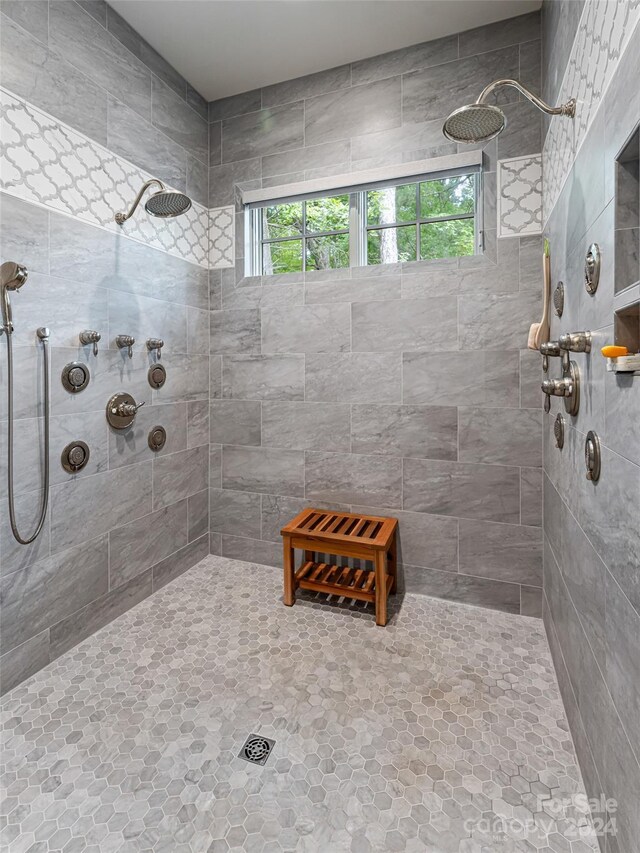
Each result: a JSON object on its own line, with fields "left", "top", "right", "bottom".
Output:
{"left": 247, "top": 170, "right": 480, "bottom": 275}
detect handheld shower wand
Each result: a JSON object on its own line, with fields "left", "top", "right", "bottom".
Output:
{"left": 1, "top": 262, "right": 50, "bottom": 545}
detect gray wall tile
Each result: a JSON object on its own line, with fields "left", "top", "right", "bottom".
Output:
{"left": 306, "top": 452, "right": 402, "bottom": 507}
{"left": 1, "top": 535, "right": 109, "bottom": 651}
{"left": 223, "top": 446, "right": 305, "bottom": 496}
{"left": 458, "top": 10, "right": 540, "bottom": 58}
{"left": 210, "top": 488, "right": 261, "bottom": 538}
{"left": 262, "top": 64, "right": 351, "bottom": 108}
{"left": 152, "top": 446, "right": 208, "bottom": 509}
{"left": 49, "top": 0, "right": 151, "bottom": 122}
{"left": 221, "top": 535, "right": 281, "bottom": 568}
{"left": 187, "top": 489, "right": 208, "bottom": 541}
{"left": 351, "top": 404, "right": 457, "bottom": 460}
{"left": 1, "top": 0, "right": 48, "bottom": 41}
{"left": 222, "top": 102, "right": 304, "bottom": 163}
{"left": 351, "top": 35, "right": 457, "bottom": 86}
{"left": 305, "top": 77, "right": 402, "bottom": 146}
{"left": 152, "top": 76, "right": 208, "bottom": 163}
{"left": 0, "top": 13, "right": 108, "bottom": 145}
{"left": 262, "top": 304, "right": 350, "bottom": 353}
{"left": 306, "top": 353, "right": 402, "bottom": 403}
{"left": 221, "top": 354, "right": 303, "bottom": 401}
{"left": 0, "top": 630, "right": 49, "bottom": 696}
{"left": 352, "top": 297, "right": 457, "bottom": 352}
{"left": 459, "top": 519, "right": 542, "bottom": 585}
{"left": 210, "top": 308, "right": 261, "bottom": 354}
{"left": 152, "top": 534, "right": 208, "bottom": 590}
{"left": 403, "top": 459, "right": 520, "bottom": 523}
{"left": 404, "top": 564, "right": 521, "bottom": 614}
{"left": 49, "top": 568, "right": 152, "bottom": 660}
{"left": 209, "top": 89, "right": 262, "bottom": 122}
{"left": 459, "top": 407, "right": 542, "bottom": 467}
{"left": 109, "top": 501, "right": 188, "bottom": 588}
{"left": 261, "top": 141, "right": 350, "bottom": 179}
{"left": 210, "top": 400, "right": 261, "bottom": 446}
{"left": 402, "top": 351, "right": 520, "bottom": 407}
{"left": 262, "top": 402, "right": 351, "bottom": 452}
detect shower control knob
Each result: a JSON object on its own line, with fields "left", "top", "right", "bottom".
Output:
{"left": 106, "top": 392, "right": 145, "bottom": 429}
{"left": 541, "top": 377, "right": 574, "bottom": 397}
{"left": 115, "top": 335, "right": 135, "bottom": 358}
{"left": 541, "top": 361, "right": 580, "bottom": 416}
{"left": 146, "top": 338, "right": 164, "bottom": 358}
{"left": 558, "top": 331, "right": 592, "bottom": 353}
{"left": 539, "top": 341, "right": 562, "bottom": 357}
{"left": 79, "top": 329, "right": 101, "bottom": 356}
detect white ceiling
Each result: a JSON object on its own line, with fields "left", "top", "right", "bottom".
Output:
{"left": 109, "top": 0, "right": 541, "bottom": 102}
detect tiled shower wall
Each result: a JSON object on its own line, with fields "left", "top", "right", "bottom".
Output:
{"left": 0, "top": 0, "right": 211, "bottom": 693}
{"left": 541, "top": 1, "right": 640, "bottom": 850}
{"left": 208, "top": 11, "right": 546, "bottom": 615}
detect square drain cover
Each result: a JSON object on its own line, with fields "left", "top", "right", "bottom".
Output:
{"left": 238, "top": 734, "right": 275, "bottom": 766}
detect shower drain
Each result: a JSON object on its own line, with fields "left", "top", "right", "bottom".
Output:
{"left": 238, "top": 734, "right": 275, "bottom": 766}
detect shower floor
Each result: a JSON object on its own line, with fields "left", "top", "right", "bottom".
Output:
{"left": 1, "top": 556, "right": 599, "bottom": 853}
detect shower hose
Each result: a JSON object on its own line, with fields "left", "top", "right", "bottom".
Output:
{"left": 4, "top": 327, "right": 50, "bottom": 544}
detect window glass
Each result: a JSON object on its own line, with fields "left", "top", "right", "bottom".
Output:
{"left": 420, "top": 219, "right": 475, "bottom": 260}
{"left": 263, "top": 240, "right": 303, "bottom": 274}
{"left": 420, "top": 175, "right": 475, "bottom": 218}
{"left": 367, "top": 183, "right": 417, "bottom": 226}
{"left": 306, "top": 234, "right": 350, "bottom": 271}
{"left": 306, "top": 194, "right": 350, "bottom": 233}
{"left": 367, "top": 225, "right": 417, "bottom": 265}
{"left": 263, "top": 202, "right": 303, "bottom": 239}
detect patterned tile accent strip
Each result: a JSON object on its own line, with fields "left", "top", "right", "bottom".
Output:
{"left": 209, "top": 205, "right": 235, "bottom": 268}
{"left": 0, "top": 87, "right": 235, "bottom": 270}
{"left": 543, "top": 1, "right": 640, "bottom": 222}
{"left": 498, "top": 154, "right": 543, "bottom": 237}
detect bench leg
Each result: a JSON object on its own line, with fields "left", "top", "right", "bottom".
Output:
{"left": 374, "top": 551, "right": 388, "bottom": 626}
{"left": 388, "top": 536, "right": 397, "bottom": 594}
{"left": 283, "top": 536, "right": 296, "bottom": 606}
{"left": 304, "top": 550, "right": 315, "bottom": 563}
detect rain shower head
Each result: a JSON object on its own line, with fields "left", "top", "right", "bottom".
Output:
{"left": 443, "top": 78, "right": 576, "bottom": 144}
{"left": 115, "top": 179, "right": 191, "bottom": 224}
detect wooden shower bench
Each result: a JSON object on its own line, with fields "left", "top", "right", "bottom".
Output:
{"left": 280, "top": 508, "right": 398, "bottom": 626}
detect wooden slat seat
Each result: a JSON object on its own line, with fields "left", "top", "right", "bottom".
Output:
{"left": 281, "top": 508, "right": 398, "bottom": 626}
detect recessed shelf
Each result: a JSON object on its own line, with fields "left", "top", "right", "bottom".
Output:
{"left": 615, "top": 125, "right": 640, "bottom": 294}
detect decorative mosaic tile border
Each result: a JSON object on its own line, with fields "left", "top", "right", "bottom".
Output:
{"left": 497, "top": 154, "right": 543, "bottom": 237}
{"left": 0, "top": 88, "right": 235, "bottom": 271}
{"left": 543, "top": 1, "right": 640, "bottom": 222}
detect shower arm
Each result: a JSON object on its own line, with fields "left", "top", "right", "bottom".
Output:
{"left": 115, "top": 178, "right": 165, "bottom": 224}
{"left": 476, "top": 79, "right": 576, "bottom": 117}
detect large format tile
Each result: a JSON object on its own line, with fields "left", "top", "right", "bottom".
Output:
{"left": 210, "top": 309, "right": 261, "bottom": 354}
{"left": 0, "top": 630, "right": 49, "bottom": 697}
{"left": 152, "top": 445, "right": 208, "bottom": 509}
{"left": 210, "top": 399, "right": 261, "bottom": 447}
{"left": 458, "top": 292, "right": 540, "bottom": 350}
{"left": 403, "top": 458, "right": 521, "bottom": 523}
{"left": 0, "top": 14, "right": 108, "bottom": 145}
{"left": 151, "top": 75, "right": 208, "bottom": 163}
{"left": 305, "top": 353, "right": 402, "bottom": 403}
{"left": 306, "top": 451, "right": 402, "bottom": 506}
{"left": 262, "top": 64, "right": 351, "bottom": 108}
{"left": 262, "top": 402, "right": 350, "bottom": 452}
{"left": 0, "top": 193, "right": 49, "bottom": 276}
{"left": 109, "top": 501, "right": 188, "bottom": 588}
{"left": 49, "top": 0, "right": 151, "bottom": 122}
{"left": 222, "top": 102, "right": 304, "bottom": 163}
{"left": 351, "top": 404, "right": 457, "bottom": 460}
{"left": 304, "top": 77, "right": 402, "bottom": 146}
{"left": 209, "top": 488, "right": 261, "bottom": 539}
{"left": 261, "top": 140, "right": 350, "bottom": 179}
{"left": 458, "top": 10, "right": 540, "bottom": 57}
{"left": 403, "top": 564, "right": 522, "bottom": 614}
{"left": 459, "top": 519, "right": 542, "bottom": 586}
{"left": 352, "top": 297, "right": 457, "bottom": 352}
{"left": 402, "top": 351, "right": 521, "bottom": 408}
{"left": 351, "top": 34, "right": 457, "bottom": 85}
{"left": 223, "top": 446, "right": 305, "bottom": 496}
{"left": 459, "top": 407, "right": 542, "bottom": 467}
{"left": 50, "top": 464, "right": 152, "bottom": 553}
{"left": 0, "top": 535, "right": 108, "bottom": 651}
{"left": 222, "top": 354, "right": 305, "bottom": 400}
{"left": 402, "top": 47, "right": 520, "bottom": 125}
{"left": 262, "top": 304, "right": 350, "bottom": 353}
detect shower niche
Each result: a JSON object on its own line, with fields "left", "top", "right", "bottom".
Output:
{"left": 615, "top": 125, "right": 639, "bottom": 294}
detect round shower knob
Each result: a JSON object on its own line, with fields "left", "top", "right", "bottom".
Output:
{"left": 148, "top": 425, "right": 167, "bottom": 451}
{"left": 61, "top": 440, "right": 90, "bottom": 473}
{"left": 61, "top": 361, "right": 90, "bottom": 393}
{"left": 148, "top": 363, "right": 167, "bottom": 389}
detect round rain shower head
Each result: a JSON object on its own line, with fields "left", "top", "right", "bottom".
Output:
{"left": 145, "top": 189, "right": 192, "bottom": 219}
{"left": 443, "top": 103, "right": 506, "bottom": 144}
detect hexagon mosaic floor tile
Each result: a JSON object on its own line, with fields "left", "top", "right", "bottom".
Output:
{"left": 1, "top": 556, "right": 600, "bottom": 853}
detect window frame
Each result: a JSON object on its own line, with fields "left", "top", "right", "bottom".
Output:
{"left": 246, "top": 166, "right": 483, "bottom": 276}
